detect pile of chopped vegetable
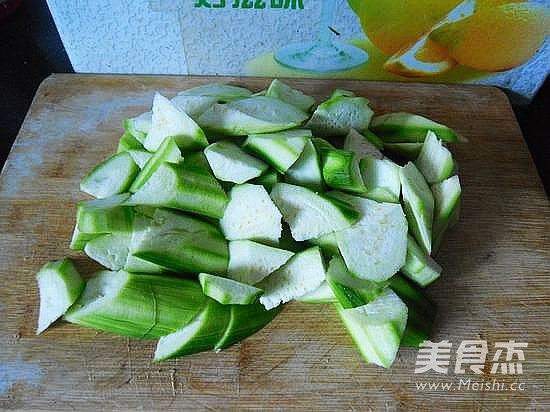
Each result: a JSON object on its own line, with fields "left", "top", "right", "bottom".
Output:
{"left": 36, "top": 79, "right": 462, "bottom": 368}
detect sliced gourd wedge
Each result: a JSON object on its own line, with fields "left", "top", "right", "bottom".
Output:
{"left": 399, "top": 162, "right": 434, "bottom": 255}
{"left": 84, "top": 232, "right": 132, "bottom": 271}
{"left": 336, "top": 289, "right": 408, "bottom": 368}
{"left": 199, "top": 273, "right": 263, "bottom": 305}
{"left": 227, "top": 240, "right": 294, "bottom": 285}
{"left": 328, "top": 192, "right": 408, "bottom": 282}
{"left": 144, "top": 93, "right": 208, "bottom": 152}
{"left": 130, "top": 136, "right": 183, "bottom": 192}
{"left": 306, "top": 93, "right": 374, "bottom": 137}
{"left": 359, "top": 156, "right": 401, "bottom": 203}
{"left": 76, "top": 194, "right": 134, "bottom": 234}
{"left": 432, "top": 175, "right": 462, "bottom": 252}
{"left": 370, "top": 112, "right": 462, "bottom": 143}
{"left": 131, "top": 209, "right": 228, "bottom": 275}
{"left": 243, "top": 129, "right": 310, "bottom": 173}
{"left": 415, "top": 131, "right": 454, "bottom": 184}
{"left": 124, "top": 111, "right": 152, "bottom": 143}
{"left": 215, "top": 302, "right": 281, "bottom": 350}
{"left": 80, "top": 152, "right": 139, "bottom": 199}
{"left": 154, "top": 299, "right": 230, "bottom": 361}
{"left": 258, "top": 246, "right": 326, "bottom": 310}
{"left": 205, "top": 141, "right": 268, "bottom": 184}
{"left": 401, "top": 235, "right": 442, "bottom": 287}
{"left": 36, "top": 258, "right": 85, "bottom": 334}
{"left": 265, "top": 79, "right": 315, "bottom": 112}
{"left": 270, "top": 183, "right": 359, "bottom": 241}
{"left": 285, "top": 139, "right": 324, "bottom": 192}
{"left": 344, "top": 128, "right": 384, "bottom": 159}
{"left": 198, "top": 96, "right": 308, "bottom": 136}
{"left": 220, "top": 184, "right": 282, "bottom": 244}
{"left": 64, "top": 271, "right": 207, "bottom": 339}
{"left": 128, "top": 162, "right": 228, "bottom": 219}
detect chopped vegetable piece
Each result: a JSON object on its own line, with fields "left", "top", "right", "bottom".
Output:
{"left": 144, "top": 93, "right": 208, "bottom": 152}
{"left": 130, "top": 137, "right": 183, "bottom": 192}
{"left": 370, "top": 112, "right": 462, "bottom": 143}
{"left": 80, "top": 152, "right": 139, "bottom": 199}
{"left": 258, "top": 246, "right": 325, "bottom": 310}
{"left": 205, "top": 141, "right": 268, "bottom": 184}
{"left": 285, "top": 139, "right": 324, "bottom": 192}
{"left": 270, "top": 183, "right": 359, "bottom": 241}
{"left": 65, "top": 271, "right": 207, "bottom": 338}
{"left": 415, "top": 131, "right": 454, "bottom": 184}
{"left": 128, "top": 162, "right": 228, "bottom": 219}
{"left": 344, "top": 129, "right": 384, "bottom": 159}
{"left": 220, "top": 184, "right": 282, "bottom": 244}
{"left": 389, "top": 274, "right": 436, "bottom": 347}
{"left": 124, "top": 111, "right": 151, "bottom": 143}
{"left": 123, "top": 214, "right": 165, "bottom": 274}
{"left": 36, "top": 258, "right": 85, "bottom": 334}
{"left": 154, "top": 299, "right": 230, "bottom": 361}
{"left": 199, "top": 273, "right": 263, "bottom": 305}
{"left": 215, "top": 302, "right": 281, "bottom": 350}
{"left": 360, "top": 157, "right": 401, "bottom": 203}
{"left": 432, "top": 175, "right": 462, "bottom": 252}
{"left": 328, "top": 192, "right": 407, "bottom": 282}
{"left": 227, "top": 240, "right": 294, "bottom": 285}
{"left": 318, "top": 144, "right": 366, "bottom": 194}
{"left": 76, "top": 194, "right": 134, "bottom": 234}
{"left": 399, "top": 162, "right": 434, "bottom": 254}
{"left": 198, "top": 96, "right": 308, "bottom": 136}
{"left": 131, "top": 209, "right": 229, "bottom": 275}
{"left": 171, "top": 95, "right": 220, "bottom": 119}
{"left": 243, "top": 129, "right": 310, "bottom": 173}
{"left": 84, "top": 232, "right": 132, "bottom": 271}
{"left": 401, "top": 235, "right": 442, "bottom": 287}
{"left": 307, "top": 93, "right": 374, "bottom": 136}
{"left": 336, "top": 289, "right": 408, "bottom": 368}
{"left": 265, "top": 79, "right": 315, "bottom": 112}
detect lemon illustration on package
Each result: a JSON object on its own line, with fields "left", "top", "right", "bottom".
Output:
{"left": 247, "top": 0, "right": 550, "bottom": 81}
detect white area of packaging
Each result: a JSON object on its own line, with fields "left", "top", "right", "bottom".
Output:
{"left": 46, "top": 0, "right": 549, "bottom": 100}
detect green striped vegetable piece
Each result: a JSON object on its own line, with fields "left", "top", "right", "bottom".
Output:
{"left": 64, "top": 271, "right": 208, "bottom": 339}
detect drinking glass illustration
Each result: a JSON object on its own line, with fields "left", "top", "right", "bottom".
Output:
{"left": 274, "top": 0, "right": 368, "bottom": 72}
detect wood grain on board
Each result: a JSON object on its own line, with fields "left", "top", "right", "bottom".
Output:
{"left": 0, "top": 74, "right": 548, "bottom": 410}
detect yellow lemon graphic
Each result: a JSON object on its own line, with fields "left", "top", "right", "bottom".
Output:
{"left": 429, "top": 3, "right": 550, "bottom": 71}
{"left": 384, "top": 36, "right": 456, "bottom": 77}
{"left": 347, "top": 0, "right": 463, "bottom": 55}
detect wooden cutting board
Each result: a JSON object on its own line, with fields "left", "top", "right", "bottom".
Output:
{"left": 0, "top": 74, "right": 548, "bottom": 410}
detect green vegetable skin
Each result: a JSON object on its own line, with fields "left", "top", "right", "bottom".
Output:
{"left": 399, "top": 162, "right": 435, "bottom": 255}
{"left": 36, "top": 258, "right": 85, "bottom": 334}
{"left": 370, "top": 112, "right": 462, "bottom": 143}
{"left": 389, "top": 274, "right": 436, "bottom": 347}
{"left": 199, "top": 273, "right": 263, "bottom": 305}
{"left": 80, "top": 152, "right": 139, "bottom": 198}
{"left": 37, "top": 80, "right": 463, "bottom": 367}
{"left": 243, "top": 129, "right": 310, "bottom": 174}
{"left": 130, "top": 136, "right": 183, "bottom": 192}
{"left": 65, "top": 271, "right": 207, "bottom": 338}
